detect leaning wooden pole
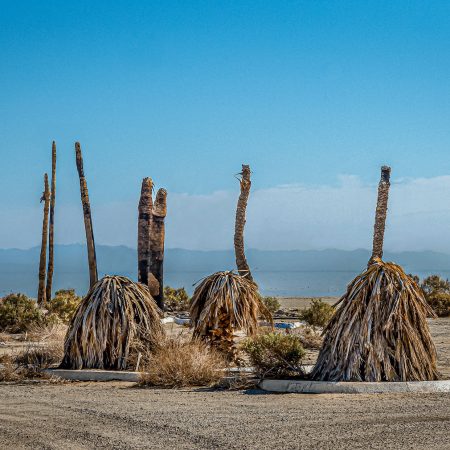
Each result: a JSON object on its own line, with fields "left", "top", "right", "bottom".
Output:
{"left": 37, "top": 174, "right": 50, "bottom": 306}
{"left": 234, "top": 164, "right": 253, "bottom": 282}
{"left": 150, "top": 188, "right": 167, "bottom": 310}
{"left": 138, "top": 177, "right": 153, "bottom": 285}
{"left": 75, "top": 142, "right": 98, "bottom": 287}
{"left": 46, "top": 141, "right": 57, "bottom": 301}
{"left": 369, "top": 165, "right": 391, "bottom": 265}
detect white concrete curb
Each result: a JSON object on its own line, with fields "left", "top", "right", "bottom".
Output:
{"left": 260, "top": 379, "right": 450, "bottom": 394}
{"left": 44, "top": 369, "right": 142, "bottom": 382}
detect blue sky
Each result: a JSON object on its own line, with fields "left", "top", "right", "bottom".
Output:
{"left": 1, "top": 1, "right": 450, "bottom": 250}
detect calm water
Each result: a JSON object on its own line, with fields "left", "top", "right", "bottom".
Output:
{"left": 3, "top": 270, "right": 450, "bottom": 299}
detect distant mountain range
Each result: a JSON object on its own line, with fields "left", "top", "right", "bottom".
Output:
{"left": 1, "top": 244, "right": 450, "bottom": 298}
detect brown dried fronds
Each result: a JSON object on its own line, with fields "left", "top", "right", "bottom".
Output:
{"left": 312, "top": 258, "right": 439, "bottom": 382}
{"left": 61, "top": 276, "right": 164, "bottom": 370}
{"left": 139, "top": 336, "right": 226, "bottom": 388}
{"left": 190, "top": 271, "right": 273, "bottom": 357}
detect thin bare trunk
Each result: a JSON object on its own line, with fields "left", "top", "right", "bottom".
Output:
{"left": 37, "top": 174, "right": 50, "bottom": 306}
{"left": 75, "top": 142, "right": 98, "bottom": 287}
{"left": 138, "top": 178, "right": 153, "bottom": 285}
{"left": 46, "top": 141, "right": 57, "bottom": 301}
{"left": 370, "top": 166, "right": 391, "bottom": 264}
{"left": 150, "top": 188, "right": 167, "bottom": 310}
{"left": 234, "top": 164, "right": 253, "bottom": 281}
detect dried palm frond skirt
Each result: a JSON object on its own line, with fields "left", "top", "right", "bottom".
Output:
{"left": 190, "top": 271, "right": 273, "bottom": 357}
{"left": 61, "top": 275, "right": 164, "bottom": 370}
{"left": 311, "top": 258, "right": 439, "bottom": 382}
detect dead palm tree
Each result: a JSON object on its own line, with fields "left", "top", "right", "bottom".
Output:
{"left": 37, "top": 173, "right": 50, "bottom": 306}
{"left": 311, "top": 166, "right": 439, "bottom": 382}
{"left": 61, "top": 275, "right": 164, "bottom": 370}
{"left": 190, "top": 165, "right": 272, "bottom": 358}
{"left": 150, "top": 188, "right": 167, "bottom": 310}
{"left": 75, "top": 142, "right": 98, "bottom": 288}
{"left": 138, "top": 177, "right": 153, "bottom": 286}
{"left": 46, "top": 141, "right": 56, "bottom": 302}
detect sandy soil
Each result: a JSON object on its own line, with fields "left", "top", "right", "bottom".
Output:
{"left": 0, "top": 383, "right": 449, "bottom": 450}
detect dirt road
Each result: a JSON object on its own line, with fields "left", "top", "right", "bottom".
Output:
{"left": 0, "top": 382, "right": 449, "bottom": 450}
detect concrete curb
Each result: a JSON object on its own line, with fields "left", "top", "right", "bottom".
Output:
{"left": 260, "top": 379, "right": 450, "bottom": 394}
{"left": 44, "top": 369, "right": 142, "bottom": 382}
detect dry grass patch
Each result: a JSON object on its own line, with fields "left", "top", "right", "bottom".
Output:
{"left": 140, "top": 337, "right": 226, "bottom": 388}
{"left": 290, "top": 326, "right": 323, "bottom": 350}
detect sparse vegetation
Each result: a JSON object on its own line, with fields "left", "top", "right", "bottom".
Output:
{"left": 300, "top": 299, "right": 335, "bottom": 328}
{"left": 0, "top": 339, "right": 64, "bottom": 382}
{"left": 46, "top": 289, "right": 81, "bottom": 324}
{"left": 140, "top": 337, "right": 225, "bottom": 388}
{"left": 261, "top": 296, "right": 281, "bottom": 314}
{"left": 164, "top": 286, "right": 190, "bottom": 312}
{"left": 421, "top": 275, "right": 450, "bottom": 317}
{"left": 0, "top": 293, "right": 46, "bottom": 333}
{"left": 241, "top": 332, "right": 305, "bottom": 378}
{"left": 291, "top": 326, "right": 323, "bottom": 350}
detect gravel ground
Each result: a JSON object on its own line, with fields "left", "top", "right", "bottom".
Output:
{"left": 1, "top": 300, "right": 449, "bottom": 450}
{"left": 0, "top": 383, "right": 449, "bottom": 450}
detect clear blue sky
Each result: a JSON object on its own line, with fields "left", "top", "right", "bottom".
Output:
{"left": 1, "top": 1, "right": 450, "bottom": 249}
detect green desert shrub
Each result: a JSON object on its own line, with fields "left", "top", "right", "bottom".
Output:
{"left": 420, "top": 275, "right": 450, "bottom": 317}
{"left": 0, "top": 294, "right": 46, "bottom": 333}
{"left": 261, "top": 296, "right": 281, "bottom": 314}
{"left": 46, "top": 289, "right": 81, "bottom": 324}
{"left": 163, "top": 286, "right": 190, "bottom": 312}
{"left": 426, "top": 292, "right": 450, "bottom": 317}
{"left": 300, "top": 299, "right": 335, "bottom": 328}
{"left": 241, "top": 332, "right": 306, "bottom": 378}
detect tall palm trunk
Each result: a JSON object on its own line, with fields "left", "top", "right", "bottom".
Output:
{"left": 370, "top": 166, "right": 391, "bottom": 264}
{"left": 37, "top": 174, "right": 50, "bottom": 306}
{"left": 138, "top": 177, "right": 153, "bottom": 285}
{"left": 75, "top": 142, "right": 98, "bottom": 287}
{"left": 234, "top": 164, "right": 253, "bottom": 281}
{"left": 150, "top": 188, "right": 167, "bottom": 310}
{"left": 46, "top": 141, "right": 57, "bottom": 302}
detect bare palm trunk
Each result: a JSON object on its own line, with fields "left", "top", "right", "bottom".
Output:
{"left": 37, "top": 174, "right": 50, "bottom": 306}
{"left": 370, "top": 165, "right": 391, "bottom": 264}
{"left": 150, "top": 188, "right": 167, "bottom": 310}
{"left": 75, "top": 142, "right": 98, "bottom": 287}
{"left": 234, "top": 164, "right": 253, "bottom": 281}
{"left": 46, "top": 141, "right": 57, "bottom": 302}
{"left": 138, "top": 177, "right": 153, "bottom": 285}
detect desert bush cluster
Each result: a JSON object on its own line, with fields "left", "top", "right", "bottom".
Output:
{"left": 260, "top": 296, "right": 281, "bottom": 314}
{"left": 163, "top": 286, "right": 190, "bottom": 312}
{"left": 241, "top": 332, "right": 306, "bottom": 378}
{"left": 300, "top": 298, "right": 335, "bottom": 328}
{"left": 420, "top": 275, "right": 450, "bottom": 317}
{"left": 0, "top": 290, "right": 81, "bottom": 334}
